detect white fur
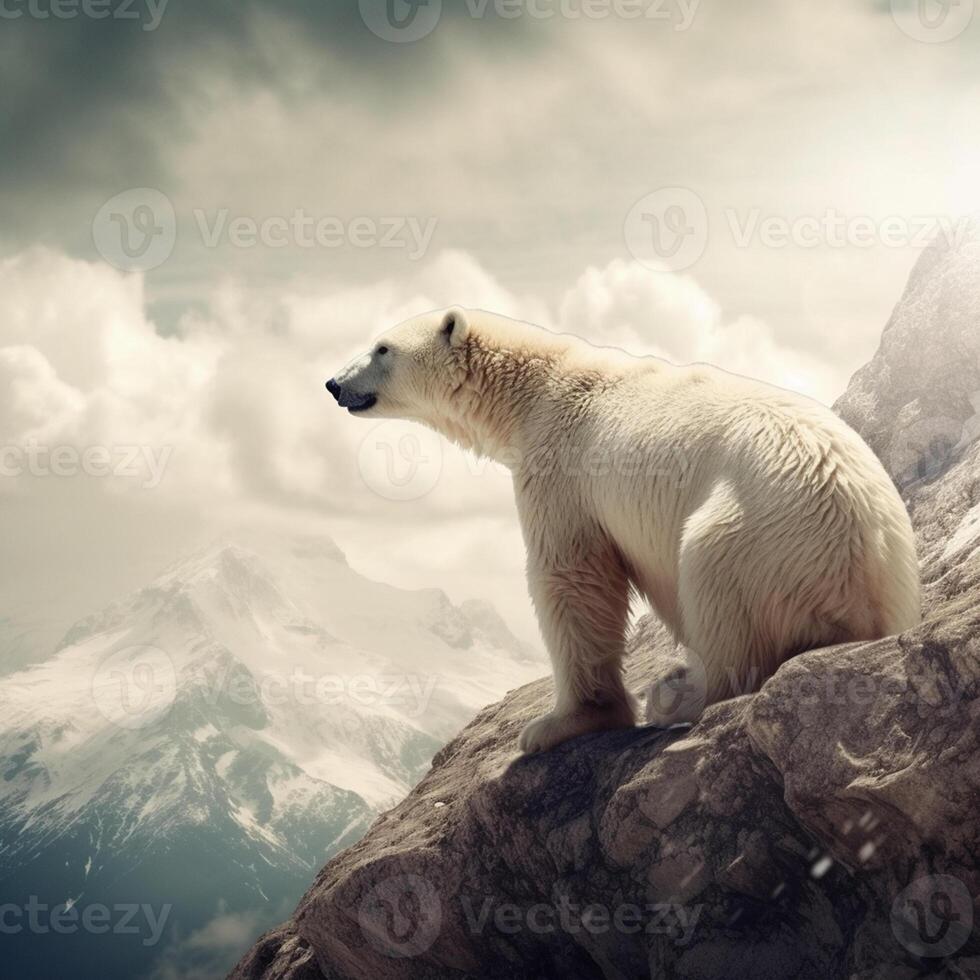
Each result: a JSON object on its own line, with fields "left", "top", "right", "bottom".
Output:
{"left": 329, "top": 308, "right": 921, "bottom": 753}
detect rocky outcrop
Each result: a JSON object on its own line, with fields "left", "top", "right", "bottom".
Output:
{"left": 834, "top": 215, "right": 980, "bottom": 492}
{"left": 231, "top": 234, "right": 980, "bottom": 980}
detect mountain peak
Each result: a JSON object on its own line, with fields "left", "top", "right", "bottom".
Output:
{"left": 903, "top": 212, "right": 980, "bottom": 296}
{"left": 834, "top": 216, "right": 980, "bottom": 488}
{"left": 198, "top": 529, "right": 348, "bottom": 569}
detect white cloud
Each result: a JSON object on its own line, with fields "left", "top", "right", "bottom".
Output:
{"left": 0, "top": 345, "right": 83, "bottom": 444}
{"left": 557, "top": 257, "right": 839, "bottom": 402}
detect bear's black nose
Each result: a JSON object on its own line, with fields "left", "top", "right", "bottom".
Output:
{"left": 325, "top": 378, "right": 341, "bottom": 401}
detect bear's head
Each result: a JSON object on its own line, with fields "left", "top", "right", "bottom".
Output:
{"left": 325, "top": 306, "right": 597, "bottom": 459}
{"left": 325, "top": 306, "right": 470, "bottom": 422}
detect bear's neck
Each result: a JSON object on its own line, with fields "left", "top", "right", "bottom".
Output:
{"left": 435, "top": 334, "right": 573, "bottom": 466}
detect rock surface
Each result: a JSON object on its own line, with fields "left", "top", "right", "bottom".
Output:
{"left": 834, "top": 216, "right": 980, "bottom": 492}
{"left": 231, "top": 234, "right": 980, "bottom": 980}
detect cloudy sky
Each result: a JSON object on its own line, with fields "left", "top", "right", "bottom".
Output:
{"left": 2, "top": 0, "right": 980, "bottom": 649}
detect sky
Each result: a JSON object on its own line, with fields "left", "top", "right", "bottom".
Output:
{"left": 2, "top": 0, "right": 980, "bottom": 649}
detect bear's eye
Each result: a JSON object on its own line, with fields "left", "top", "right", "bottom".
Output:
{"left": 376, "top": 345, "right": 389, "bottom": 356}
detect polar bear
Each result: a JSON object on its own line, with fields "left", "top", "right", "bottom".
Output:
{"left": 325, "top": 307, "right": 921, "bottom": 753}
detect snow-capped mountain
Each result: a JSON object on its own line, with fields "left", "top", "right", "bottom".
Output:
{"left": 0, "top": 532, "right": 543, "bottom": 980}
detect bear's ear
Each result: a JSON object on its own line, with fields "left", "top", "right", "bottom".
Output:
{"left": 440, "top": 307, "right": 469, "bottom": 348}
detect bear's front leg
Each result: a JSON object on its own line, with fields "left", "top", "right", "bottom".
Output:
{"left": 518, "top": 531, "right": 635, "bottom": 754}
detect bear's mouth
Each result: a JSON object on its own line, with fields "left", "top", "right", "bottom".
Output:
{"left": 345, "top": 393, "right": 377, "bottom": 413}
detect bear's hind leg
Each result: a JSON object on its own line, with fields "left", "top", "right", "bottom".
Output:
{"left": 670, "top": 489, "right": 776, "bottom": 715}
{"left": 519, "top": 536, "right": 635, "bottom": 754}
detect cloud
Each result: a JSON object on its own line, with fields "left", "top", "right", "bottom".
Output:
{"left": 0, "top": 248, "right": 221, "bottom": 495}
{"left": 557, "top": 258, "right": 840, "bottom": 402}
{"left": 0, "top": 345, "right": 84, "bottom": 444}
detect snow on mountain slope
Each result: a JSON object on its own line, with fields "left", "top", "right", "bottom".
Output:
{"left": 2, "top": 531, "right": 540, "bottom": 807}
{"left": 0, "top": 531, "right": 544, "bottom": 980}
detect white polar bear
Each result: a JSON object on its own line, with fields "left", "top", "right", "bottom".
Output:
{"left": 326, "top": 307, "right": 921, "bottom": 753}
